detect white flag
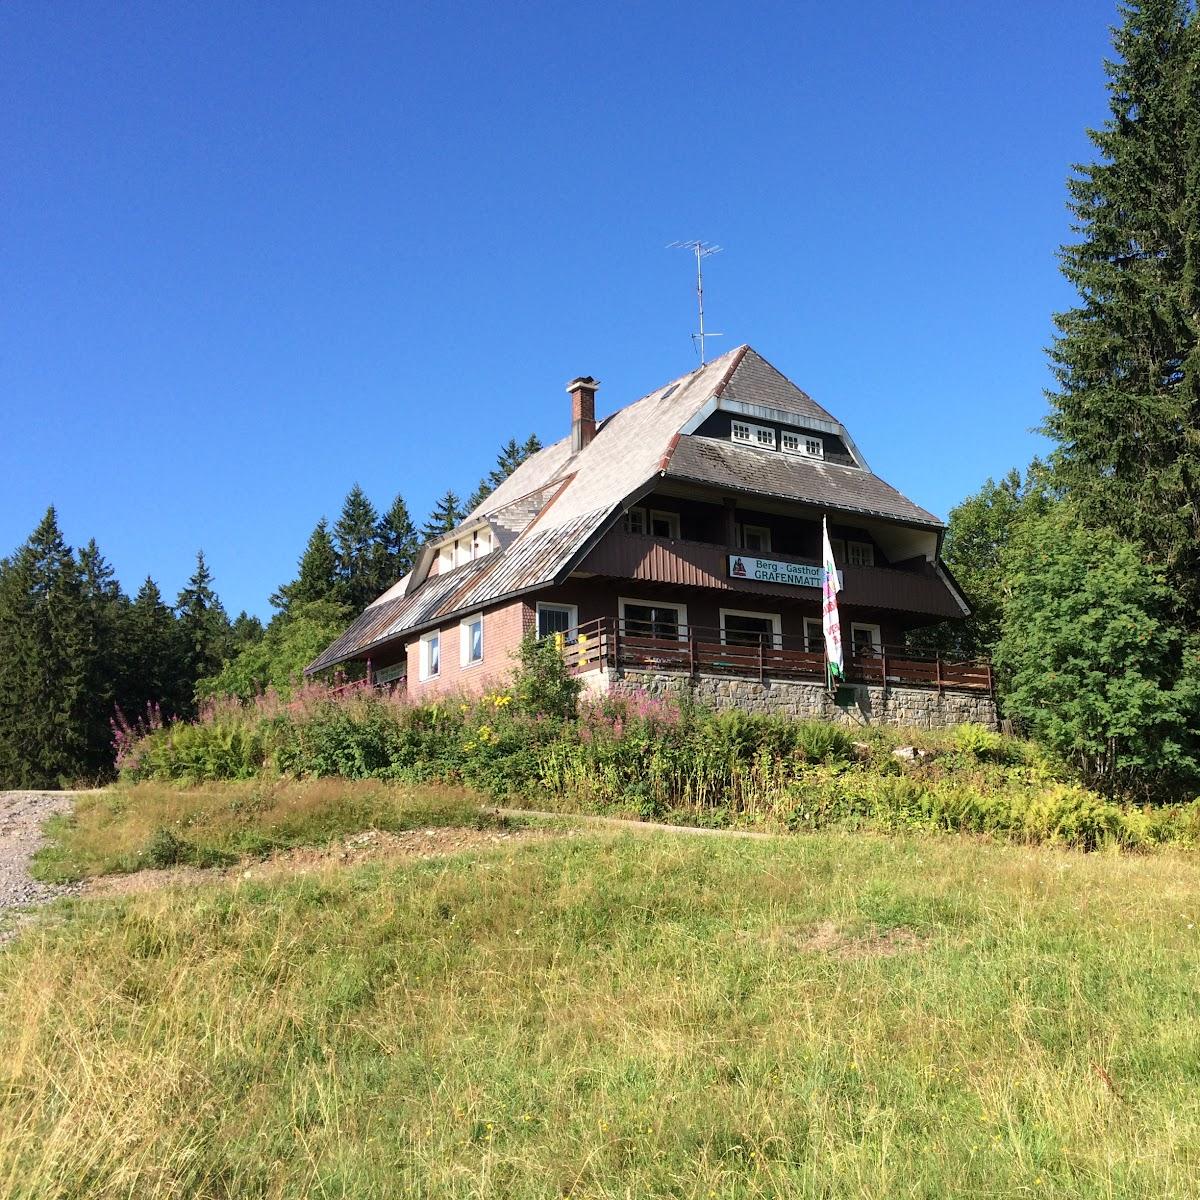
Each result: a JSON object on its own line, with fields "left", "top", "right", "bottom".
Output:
{"left": 821, "top": 517, "right": 844, "bottom": 681}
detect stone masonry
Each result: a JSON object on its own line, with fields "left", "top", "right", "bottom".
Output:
{"left": 593, "top": 667, "right": 998, "bottom": 731}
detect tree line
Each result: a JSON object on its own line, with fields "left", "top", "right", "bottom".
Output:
{"left": 922, "top": 0, "right": 1200, "bottom": 797}
{"left": 0, "top": 435, "right": 540, "bottom": 787}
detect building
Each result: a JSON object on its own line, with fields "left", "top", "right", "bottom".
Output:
{"left": 307, "top": 346, "right": 995, "bottom": 728}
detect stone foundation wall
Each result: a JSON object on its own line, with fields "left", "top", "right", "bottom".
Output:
{"left": 596, "top": 668, "right": 998, "bottom": 731}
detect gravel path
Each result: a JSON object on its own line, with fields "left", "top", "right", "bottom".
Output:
{"left": 0, "top": 791, "right": 84, "bottom": 943}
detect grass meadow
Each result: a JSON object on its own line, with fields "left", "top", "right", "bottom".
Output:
{"left": 4, "top": 806, "right": 1200, "bottom": 1198}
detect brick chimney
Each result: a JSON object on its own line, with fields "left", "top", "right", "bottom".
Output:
{"left": 567, "top": 376, "right": 599, "bottom": 453}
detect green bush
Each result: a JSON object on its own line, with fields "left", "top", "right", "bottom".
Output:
{"left": 951, "top": 723, "right": 1005, "bottom": 760}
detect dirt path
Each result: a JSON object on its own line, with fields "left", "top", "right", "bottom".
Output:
{"left": 0, "top": 791, "right": 88, "bottom": 943}
{"left": 83, "top": 824, "right": 568, "bottom": 898}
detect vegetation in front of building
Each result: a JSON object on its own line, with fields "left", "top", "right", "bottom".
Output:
{"left": 92, "top": 632, "right": 1200, "bottom": 857}
{"left": 7, "top": 830, "right": 1200, "bottom": 1198}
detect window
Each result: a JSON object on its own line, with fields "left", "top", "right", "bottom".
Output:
{"left": 720, "top": 609, "right": 781, "bottom": 648}
{"left": 419, "top": 631, "right": 440, "bottom": 680}
{"left": 437, "top": 545, "right": 454, "bottom": 573}
{"left": 649, "top": 509, "right": 680, "bottom": 539}
{"left": 851, "top": 623, "right": 882, "bottom": 654}
{"left": 471, "top": 529, "right": 492, "bottom": 560}
{"left": 460, "top": 615, "right": 484, "bottom": 666}
{"left": 731, "top": 420, "right": 776, "bottom": 449}
{"left": 781, "top": 431, "right": 824, "bottom": 458}
{"left": 619, "top": 597, "right": 687, "bottom": 640}
{"left": 623, "top": 507, "right": 647, "bottom": 535}
{"left": 803, "top": 617, "right": 824, "bottom": 652}
{"left": 845, "top": 541, "right": 874, "bottom": 567}
{"left": 537, "top": 602, "right": 578, "bottom": 639}
{"left": 737, "top": 523, "right": 771, "bottom": 553}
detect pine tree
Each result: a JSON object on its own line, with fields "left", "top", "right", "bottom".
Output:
{"left": 77, "top": 538, "right": 131, "bottom": 775}
{"left": 333, "top": 485, "right": 383, "bottom": 611}
{"left": 378, "top": 495, "right": 419, "bottom": 581}
{"left": 1044, "top": 0, "right": 1200, "bottom": 617}
{"left": 271, "top": 518, "right": 346, "bottom": 614}
{"left": 0, "top": 508, "right": 91, "bottom": 786}
{"left": 466, "top": 433, "right": 544, "bottom": 513}
{"left": 231, "top": 611, "right": 265, "bottom": 650}
{"left": 421, "top": 490, "right": 463, "bottom": 541}
{"left": 175, "top": 551, "right": 232, "bottom": 707}
{"left": 125, "top": 577, "right": 186, "bottom": 719}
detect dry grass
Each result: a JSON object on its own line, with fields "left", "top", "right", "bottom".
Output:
{"left": 3, "top": 827, "right": 1200, "bottom": 1197}
{"left": 31, "top": 779, "right": 497, "bottom": 881}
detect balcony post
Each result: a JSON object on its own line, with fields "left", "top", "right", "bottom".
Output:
{"left": 880, "top": 647, "right": 888, "bottom": 695}
{"left": 935, "top": 652, "right": 943, "bottom": 694}
{"left": 689, "top": 627, "right": 696, "bottom": 678}
{"left": 758, "top": 633, "right": 764, "bottom": 683}
{"left": 613, "top": 617, "right": 621, "bottom": 672}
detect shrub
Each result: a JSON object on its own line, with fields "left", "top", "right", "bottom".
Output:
{"left": 951, "top": 723, "right": 1004, "bottom": 761}
{"left": 511, "top": 632, "right": 582, "bottom": 721}
{"left": 794, "top": 720, "right": 854, "bottom": 764}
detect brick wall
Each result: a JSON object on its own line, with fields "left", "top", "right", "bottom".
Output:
{"left": 404, "top": 599, "right": 530, "bottom": 700}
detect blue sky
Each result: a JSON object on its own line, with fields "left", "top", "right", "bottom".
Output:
{"left": 1, "top": 1, "right": 1115, "bottom": 618}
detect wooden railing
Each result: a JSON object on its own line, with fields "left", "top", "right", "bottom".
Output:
{"left": 558, "top": 619, "right": 992, "bottom": 694}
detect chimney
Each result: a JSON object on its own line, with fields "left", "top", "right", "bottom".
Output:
{"left": 567, "top": 376, "right": 599, "bottom": 453}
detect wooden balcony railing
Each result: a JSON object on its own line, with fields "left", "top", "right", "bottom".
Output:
{"left": 558, "top": 619, "right": 992, "bottom": 694}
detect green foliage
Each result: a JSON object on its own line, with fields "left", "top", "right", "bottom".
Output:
{"left": 175, "top": 551, "right": 234, "bottom": 712}
{"left": 951, "top": 722, "right": 1005, "bottom": 761}
{"left": 911, "top": 464, "right": 1055, "bottom": 658}
{"left": 467, "top": 434, "right": 543, "bottom": 512}
{"left": 199, "top": 600, "right": 350, "bottom": 701}
{"left": 511, "top": 631, "right": 582, "bottom": 720}
{"left": 995, "top": 505, "right": 1200, "bottom": 796}
{"left": 125, "top": 717, "right": 266, "bottom": 783}
{"left": 420, "top": 490, "right": 464, "bottom": 542}
{"left": 1044, "top": 0, "right": 1200, "bottom": 619}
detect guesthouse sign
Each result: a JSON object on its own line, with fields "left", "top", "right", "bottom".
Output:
{"left": 727, "top": 555, "right": 842, "bottom": 589}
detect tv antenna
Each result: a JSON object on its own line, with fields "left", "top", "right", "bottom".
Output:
{"left": 667, "top": 240, "right": 723, "bottom": 364}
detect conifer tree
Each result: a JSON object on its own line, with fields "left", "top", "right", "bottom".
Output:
{"left": 466, "top": 434, "right": 544, "bottom": 512}
{"left": 333, "top": 485, "right": 383, "bottom": 611}
{"left": 125, "top": 577, "right": 186, "bottom": 719}
{"left": 378, "top": 495, "right": 419, "bottom": 581}
{"left": 175, "top": 551, "right": 232, "bottom": 708}
{"left": 77, "top": 538, "right": 131, "bottom": 774}
{"left": 0, "top": 509, "right": 91, "bottom": 786}
{"left": 271, "top": 517, "right": 345, "bottom": 613}
{"left": 421, "top": 490, "right": 463, "bottom": 541}
{"left": 1044, "top": 0, "right": 1200, "bottom": 616}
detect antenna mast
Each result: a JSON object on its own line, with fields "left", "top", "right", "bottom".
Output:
{"left": 667, "top": 240, "right": 723, "bottom": 363}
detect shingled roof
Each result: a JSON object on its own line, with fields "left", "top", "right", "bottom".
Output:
{"left": 307, "top": 345, "right": 945, "bottom": 672}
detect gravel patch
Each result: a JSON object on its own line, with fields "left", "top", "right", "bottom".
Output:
{"left": 0, "top": 791, "right": 85, "bottom": 945}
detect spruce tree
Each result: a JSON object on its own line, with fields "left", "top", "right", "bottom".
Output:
{"left": 175, "top": 551, "right": 232, "bottom": 706}
{"left": 1044, "top": 0, "right": 1200, "bottom": 617}
{"left": 271, "top": 518, "right": 345, "bottom": 613}
{"left": 77, "top": 538, "right": 131, "bottom": 775}
{"left": 421, "top": 490, "right": 463, "bottom": 541}
{"left": 126, "top": 577, "right": 186, "bottom": 719}
{"left": 378, "top": 495, "right": 419, "bottom": 581}
{"left": 0, "top": 509, "right": 91, "bottom": 786}
{"left": 465, "top": 434, "right": 544, "bottom": 513}
{"left": 333, "top": 485, "right": 383, "bottom": 611}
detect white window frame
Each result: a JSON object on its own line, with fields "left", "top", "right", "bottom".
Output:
{"left": 850, "top": 622, "right": 882, "bottom": 654}
{"left": 437, "top": 545, "right": 454, "bottom": 572}
{"left": 623, "top": 506, "right": 647, "bottom": 535}
{"left": 845, "top": 540, "right": 875, "bottom": 567}
{"left": 803, "top": 617, "right": 824, "bottom": 652}
{"left": 737, "top": 523, "right": 772, "bottom": 552}
{"left": 719, "top": 608, "right": 782, "bottom": 647}
{"left": 459, "top": 613, "right": 484, "bottom": 667}
{"left": 618, "top": 596, "right": 688, "bottom": 641}
{"left": 419, "top": 630, "right": 441, "bottom": 680}
{"left": 781, "top": 430, "right": 825, "bottom": 458}
{"left": 648, "top": 509, "right": 681, "bottom": 539}
{"left": 536, "top": 601, "right": 579, "bottom": 639}
{"left": 731, "top": 419, "right": 776, "bottom": 449}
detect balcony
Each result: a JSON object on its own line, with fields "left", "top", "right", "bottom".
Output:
{"left": 561, "top": 618, "right": 993, "bottom": 694}
{"left": 579, "top": 530, "right": 964, "bottom": 620}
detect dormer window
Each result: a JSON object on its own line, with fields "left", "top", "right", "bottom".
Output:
{"left": 732, "top": 420, "right": 776, "bottom": 449}
{"left": 781, "top": 431, "right": 824, "bottom": 459}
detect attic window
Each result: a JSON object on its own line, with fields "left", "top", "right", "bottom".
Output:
{"left": 732, "top": 420, "right": 776, "bottom": 449}
{"left": 781, "top": 431, "right": 824, "bottom": 459}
